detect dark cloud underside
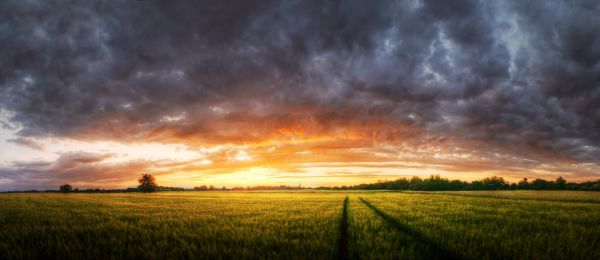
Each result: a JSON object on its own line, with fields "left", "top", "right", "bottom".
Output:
{"left": 1, "top": 0, "right": 599, "bottom": 163}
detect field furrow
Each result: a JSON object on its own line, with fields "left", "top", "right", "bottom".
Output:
{"left": 337, "top": 196, "right": 349, "bottom": 260}
{"left": 347, "top": 195, "right": 441, "bottom": 259}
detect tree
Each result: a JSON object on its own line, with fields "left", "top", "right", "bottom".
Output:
{"left": 517, "top": 178, "right": 530, "bottom": 189}
{"left": 194, "top": 185, "right": 208, "bottom": 191}
{"left": 556, "top": 176, "right": 567, "bottom": 190}
{"left": 138, "top": 174, "right": 158, "bottom": 192}
{"left": 449, "top": 180, "right": 467, "bottom": 190}
{"left": 59, "top": 184, "right": 73, "bottom": 193}
{"left": 409, "top": 176, "right": 423, "bottom": 190}
{"left": 471, "top": 180, "right": 484, "bottom": 190}
{"left": 532, "top": 178, "right": 549, "bottom": 190}
{"left": 481, "top": 176, "right": 509, "bottom": 190}
{"left": 421, "top": 175, "right": 451, "bottom": 191}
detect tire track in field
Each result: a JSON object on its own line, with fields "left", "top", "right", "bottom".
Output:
{"left": 359, "top": 197, "right": 463, "bottom": 260}
{"left": 337, "top": 196, "right": 349, "bottom": 260}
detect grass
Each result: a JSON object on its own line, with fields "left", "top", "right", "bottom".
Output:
{"left": 0, "top": 192, "right": 344, "bottom": 259}
{"left": 0, "top": 191, "right": 599, "bottom": 259}
{"left": 363, "top": 191, "right": 600, "bottom": 259}
{"left": 404, "top": 190, "right": 600, "bottom": 203}
{"left": 347, "top": 196, "right": 442, "bottom": 259}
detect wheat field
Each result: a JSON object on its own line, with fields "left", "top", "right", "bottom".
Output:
{"left": 0, "top": 191, "right": 599, "bottom": 259}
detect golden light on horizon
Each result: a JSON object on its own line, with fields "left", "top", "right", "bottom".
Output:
{"left": 1, "top": 0, "right": 599, "bottom": 191}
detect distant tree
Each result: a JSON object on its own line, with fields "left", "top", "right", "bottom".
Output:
{"left": 532, "top": 178, "right": 550, "bottom": 190}
{"left": 593, "top": 182, "right": 600, "bottom": 191}
{"left": 318, "top": 176, "right": 600, "bottom": 191}
{"left": 556, "top": 176, "right": 567, "bottom": 190}
{"left": 421, "top": 175, "right": 451, "bottom": 191}
{"left": 517, "top": 178, "right": 530, "bottom": 189}
{"left": 385, "top": 178, "right": 410, "bottom": 190}
{"left": 449, "top": 180, "right": 467, "bottom": 190}
{"left": 481, "top": 176, "right": 509, "bottom": 190}
{"left": 471, "top": 180, "right": 484, "bottom": 190}
{"left": 194, "top": 185, "right": 207, "bottom": 191}
{"left": 59, "top": 184, "right": 73, "bottom": 193}
{"left": 138, "top": 174, "right": 158, "bottom": 192}
{"left": 409, "top": 176, "right": 423, "bottom": 190}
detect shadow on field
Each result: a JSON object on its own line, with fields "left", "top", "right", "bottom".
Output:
{"left": 337, "top": 196, "right": 349, "bottom": 260}
{"left": 359, "top": 197, "right": 463, "bottom": 260}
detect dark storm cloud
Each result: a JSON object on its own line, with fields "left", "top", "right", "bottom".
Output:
{"left": 1, "top": 0, "right": 599, "bottom": 163}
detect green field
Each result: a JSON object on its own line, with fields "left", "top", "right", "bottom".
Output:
{"left": 1, "top": 191, "right": 599, "bottom": 259}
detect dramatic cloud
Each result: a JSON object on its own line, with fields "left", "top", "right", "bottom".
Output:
{"left": 0, "top": 0, "right": 599, "bottom": 190}
{"left": 6, "top": 137, "right": 44, "bottom": 150}
{"left": 0, "top": 152, "right": 150, "bottom": 190}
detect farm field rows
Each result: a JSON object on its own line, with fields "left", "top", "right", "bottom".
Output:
{"left": 0, "top": 191, "right": 599, "bottom": 259}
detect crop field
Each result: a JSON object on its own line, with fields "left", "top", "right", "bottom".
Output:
{"left": 1, "top": 191, "right": 599, "bottom": 259}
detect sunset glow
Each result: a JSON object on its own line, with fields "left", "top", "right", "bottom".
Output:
{"left": 1, "top": 0, "right": 599, "bottom": 190}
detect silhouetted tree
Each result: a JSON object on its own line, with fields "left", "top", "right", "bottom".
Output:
{"left": 138, "top": 174, "right": 157, "bottom": 192}
{"left": 315, "top": 175, "right": 600, "bottom": 191}
{"left": 449, "top": 180, "right": 468, "bottom": 190}
{"left": 409, "top": 176, "right": 423, "bottom": 190}
{"left": 59, "top": 184, "right": 72, "bottom": 193}
{"left": 481, "top": 176, "right": 509, "bottom": 190}
{"left": 471, "top": 180, "right": 484, "bottom": 190}
{"left": 420, "top": 175, "right": 450, "bottom": 190}
{"left": 518, "top": 178, "right": 530, "bottom": 189}
{"left": 532, "top": 178, "right": 550, "bottom": 190}
{"left": 556, "top": 176, "right": 567, "bottom": 190}
{"left": 194, "top": 185, "right": 209, "bottom": 191}
{"left": 593, "top": 182, "right": 600, "bottom": 191}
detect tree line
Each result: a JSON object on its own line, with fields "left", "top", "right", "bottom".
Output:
{"left": 49, "top": 174, "right": 600, "bottom": 193}
{"left": 318, "top": 175, "right": 600, "bottom": 191}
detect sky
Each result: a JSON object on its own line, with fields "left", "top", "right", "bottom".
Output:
{"left": 1, "top": 0, "right": 600, "bottom": 190}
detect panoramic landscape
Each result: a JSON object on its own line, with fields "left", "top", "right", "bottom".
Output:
{"left": 1, "top": 0, "right": 600, "bottom": 259}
